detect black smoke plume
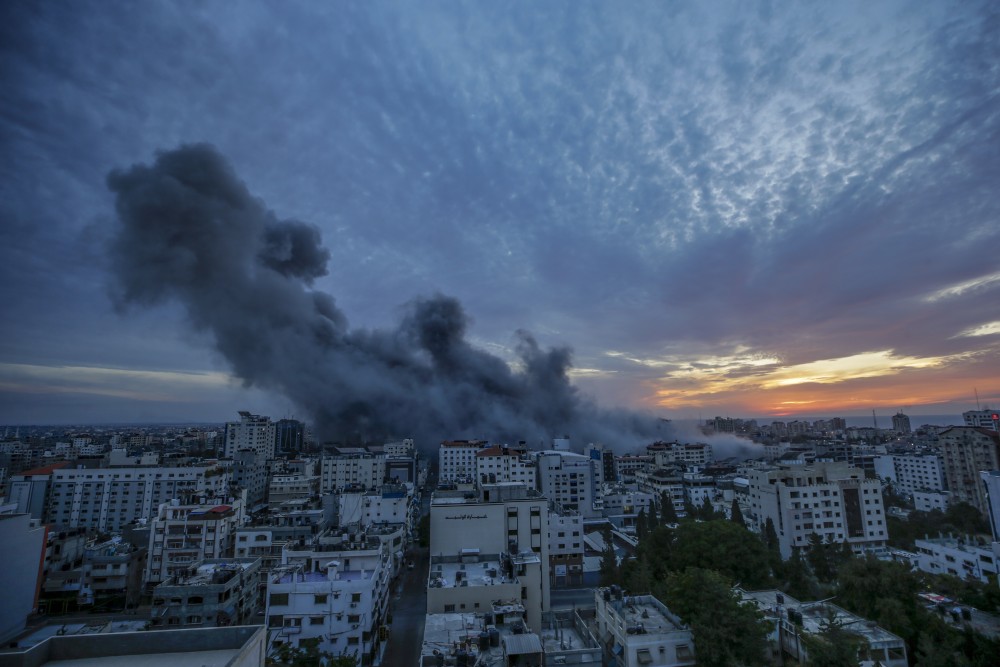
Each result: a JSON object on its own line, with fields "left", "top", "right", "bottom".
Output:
{"left": 107, "top": 144, "right": 666, "bottom": 448}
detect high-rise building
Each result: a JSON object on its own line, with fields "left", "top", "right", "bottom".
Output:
{"left": 747, "top": 462, "right": 887, "bottom": 559}
{"left": 475, "top": 445, "right": 536, "bottom": 487}
{"left": 320, "top": 447, "right": 386, "bottom": 493}
{"left": 0, "top": 511, "right": 46, "bottom": 643}
{"left": 274, "top": 419, "right": 305, "bottom": 454}
{"left": 873, "top": 454, "right": 945, "bottom": 496}
{"left": 536, "top": 451, "right": 598, "bottom": 518}
{"left": 891, "top": 412, "right": 912, "bottom": 434}
{"left": 981, "top": 470, "right": 1000, "bottom": 542}
{"left": 224, "top": 411, "right": 276, "bottom": 460}
{"left": 938, "top": 427, "right": 1000, "bottom": 515}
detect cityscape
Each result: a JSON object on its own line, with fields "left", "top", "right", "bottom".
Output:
{"left": 1, "top": 408, "right": 999, "bottom": 666}
{"left": 3, "top": 1, "right": 1000, "bottom": 666}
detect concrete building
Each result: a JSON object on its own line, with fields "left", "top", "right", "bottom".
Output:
{"left": 6, "top": 462, "right": 70, "bottom": 521}
{"left": 938, "top": 427, "right": 1000, "bottom": 515}
{"left": 476, "top": 445, "right": 536, "bottom": 488}
{"left": 585, "top": 443, "right": 617, "bottom": 485}
{"left": 0, "top": 511, "right": 46, "bottom": 644}
{"left": 32, "top": 464, "right": 230, "bottom": 532}
{"left": 891, "top": 412, "right": 912, "bottom": 434}
{"left": 439, "top": 440, "right": 488, "bottom": 482}
{"left": 963, "top": 409, "right": 1000, "bottom": 430}
{"left": 873, "top": 453, "right": 946, "bottom": 496}
{"left": 150, "top": 558, "right": 261, "bottom": 628}
{"left": 548, "top": 505, "right": 585, "bottom": 587}
{"left": 536, "top": 451, "right": 598, "bottom": 518}
{"left": 224, "top": 411, "right": 275, "bottom": 460}
{"left": 913, "top": 536, "right": 999, "bottom": 583}
{"left": 265, "top": 539, "right": 391, "bottom": 666}
{"left": 981, "top": 470, "right": 1000, "bottom": 541}
{"left": 41, "top": 535, "right": 146, "bottom": 613}
{"left": 274, "top": 418, "right": 305, "bottom": 455}
{"left": 320, "top": 448, "right": 386, "bottom": 493}
{"left": 635, "top": 470, "right": 685, "bottom": 518}
{"left": 594, "top": 587, "right": 695, "bottom": 667}
{"left": 650, "top": 442, "right": 714, "bottom": 468}
{"left": 226, "top": 449, "right": 270, "bottom": 510}
{"left": 738, "top": 589, "right": 907, "bottom": 667}
{"left": 0, "top": 625, "right": 266, "bottom": 667}
{"left": 913, "top": 489, "right": 951, "bottom": 513}
{"left": 746, "top": 462, "right": 887, "bottom": 559}
{"left": 267, "top": 473, "right": 320, "bottom": 507}
{"left": 429, "top": 483, "right": 551, "bottom": 633}
{"left": 145, "top": 492, "right": 247, "bottom": 590}
{"left": 337, "top": 484, "right": 413, "bottom": 531}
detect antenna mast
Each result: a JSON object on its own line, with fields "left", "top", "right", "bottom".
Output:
{"left": 975, "top": 388, "right": 981, "bottom": 410}
{"left": 872, "top": 410, "right": 878, "bottom": 429}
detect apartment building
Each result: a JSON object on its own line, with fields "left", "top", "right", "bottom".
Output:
{"left": 224, "top": 411, "right": 275, "bottom": 460}
{"left": 439, "top": 440, "right": 488, "bottom": 482}
{"left": 150, "top": 558, "right": 261, "bottom": 628}
{"left": 873, "top": 453, "right": 946, "bottom": 496}
{"left": 321, "top": 448, "right": 386, "bottom": 493}
{"left": 747, "top": 462, "right": 887, "bottom": 559}
{"left": 938, "top": 427, "right": 1000, "bottom": 515}
{"left": 476, "top": 445, "right": 536, "bottom": 488}
{"left": 145, "top": 492, "right": 247, "bottom": 590}
{"left": 11, "top": 464, "right": 230, "bottom": 532}
{"left": 266, "top": 536, "right": 392, "bottom": 665}
{"left": 537, "top": 451, "right": 598, "bottom": 518}
{"left": 429, "top": 483, "right": 551, "bottom": 633}
{"left": 594, "top": 587, "right": 695, "bottom": 667}
{"left": 548, "top": 505, "right": 584, "bottom": 587}
{"left": 913, "top": 537, "right": 998, "bottom": 584}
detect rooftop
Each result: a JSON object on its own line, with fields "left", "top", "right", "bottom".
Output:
{"left": 739, "top": 589, "right": 905, "bottom": 648}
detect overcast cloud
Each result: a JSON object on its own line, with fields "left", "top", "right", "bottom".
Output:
{"left": 1, "top": 1, "right": 998, "bottom": 432}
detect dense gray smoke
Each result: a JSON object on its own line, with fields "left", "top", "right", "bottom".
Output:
{"left": 107, "top": 144, "right": 667, "bottom": 448}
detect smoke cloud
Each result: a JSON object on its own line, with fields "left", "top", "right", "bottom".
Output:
{"left": 107, "top": 144, "right": 667, "bottom": 448}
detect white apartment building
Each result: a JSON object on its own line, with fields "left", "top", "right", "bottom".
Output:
{"left": 650, "top": 442, "right": 714, "bottom": 468}
{"left": 873, "top": 454, "right": 946, "bottom": 496}
{"left": 536, "top": 451, "right": 598, "bottom": 518}
{"left": 616, "top": 455, "right": 653, "bottom": 481}
{"left": 682, "top": 472, "right": 717, "bottom": 507}
{"left": 0, "top": 511, "right": 46, "bottom": 644}
{"left": 268, "top": 473, "right": 320, "bottom": 507}
{"left": 594, "top": 588, "right": 695, "bottom": 667}
{"left": 23, "top": 464, "right": 230, "bottom": 532}
{"left": 337, "top": 485, "right": 412, "bottom": 529}
{"left": 145, "top": 492, "right": 247, "bottom": 590}
{"left": 963, "top": 409, "right": 1000, "bottom": 429}
{"left": 320, "top": 449, "right": 386, "bottom": 493}
{"left": 913, "top": 537, "right": 999, "bottom": 584}
{"left": 429, "top": 483, "right": 551, "bottom": 633}
{"left": 914, "top": 490, "right": 950, "bottom": 512}
{"left": 383, "top": 439, "right": 414, "bottom": 457}
{"left": 747, "top": 462, "right": 887, "bottom": 559}
{"left": 266, "top": 538, "right": 392, "bottom": 665}
{"left": 476, "top": 445, "right": 536, "bottom": 488}
{"left": 635, "top": 470, "right": 685, "bottom": 518}
{"left": 439, "top": 440, "right": 488, "bottom": 482}
{"left": 224, "top": 411, "right": 276, "bottom": 460}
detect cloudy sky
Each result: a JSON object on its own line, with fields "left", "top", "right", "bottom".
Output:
{"left": 2, "top": 0, "right": 998, "bottom": 427}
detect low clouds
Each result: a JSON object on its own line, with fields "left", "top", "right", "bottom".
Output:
{"left": 1, "top": 1, "right": 998, "bottom": 425}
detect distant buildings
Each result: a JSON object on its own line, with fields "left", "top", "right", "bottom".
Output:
{"left": 438, "top": 439, "right": 488, "bottom": 482}
{"left": 873, "top": 453, "right": 945, "bottom": 496}
{"left": 891, "top": 412, "right": 912, "bottom": 434}
{"left": 320, "top": 447, "right": 386, "bottom": 493}
{"left": 963, "top": 409, "right": 1000, "bottom": 430}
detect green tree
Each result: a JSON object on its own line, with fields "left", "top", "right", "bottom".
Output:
{"left": 763, "top": 518, "right": 780, "bottom": 554}
{"left": 669, "top": 520, "right": 773, "bottom": 588}
{"left": 730, "top": 498, "right": 745, "bottom": 527}
{"left": 660, "top": 491, "right": 678, "bottom": 525}
{"left": 800, "top": 612, "right": 864, "bottom": 667}
{"left": 699, "top": 496, "right": 716, "bottom": 520}
{"left": 778, "top": 547, "right": 818, "bottom": 601}
{"left": 663, "top": 567, "right": 769, "bottom": 667}
{"left": 647, "top": 501, "right": 659, "bottom": 532}
{"left": 806, "top": 533, "right": 834, "bottom": 582}
{"left": 836, "top": 557, "right": 924, "bottom": 654}
{"left": 599, "top": 524, "right": 619, "bottom": 586}
{"left": 636, "top": 509, "right": 648, "bottom": 541}
{"left": 267, "top": 642, "right": 358, "bottom": 666}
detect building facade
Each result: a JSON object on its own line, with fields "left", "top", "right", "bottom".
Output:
{"left": 938, "top": 427, "right": 1000, "bottom": 515}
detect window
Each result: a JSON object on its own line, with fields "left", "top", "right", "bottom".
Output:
{"left": 314, "top": 594, "right": 328, "bottom": 604}
{"left": 352, "top": 592, "right": 361, "bottom": 603}
{"left": 348, "top": 615, "right": 360, "bottom": 623}
{"left": 310, "top": 616, "right": 324, "bottom": 625}
{"left": 269, "top": 593, "right": 289, "bottom": 606}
